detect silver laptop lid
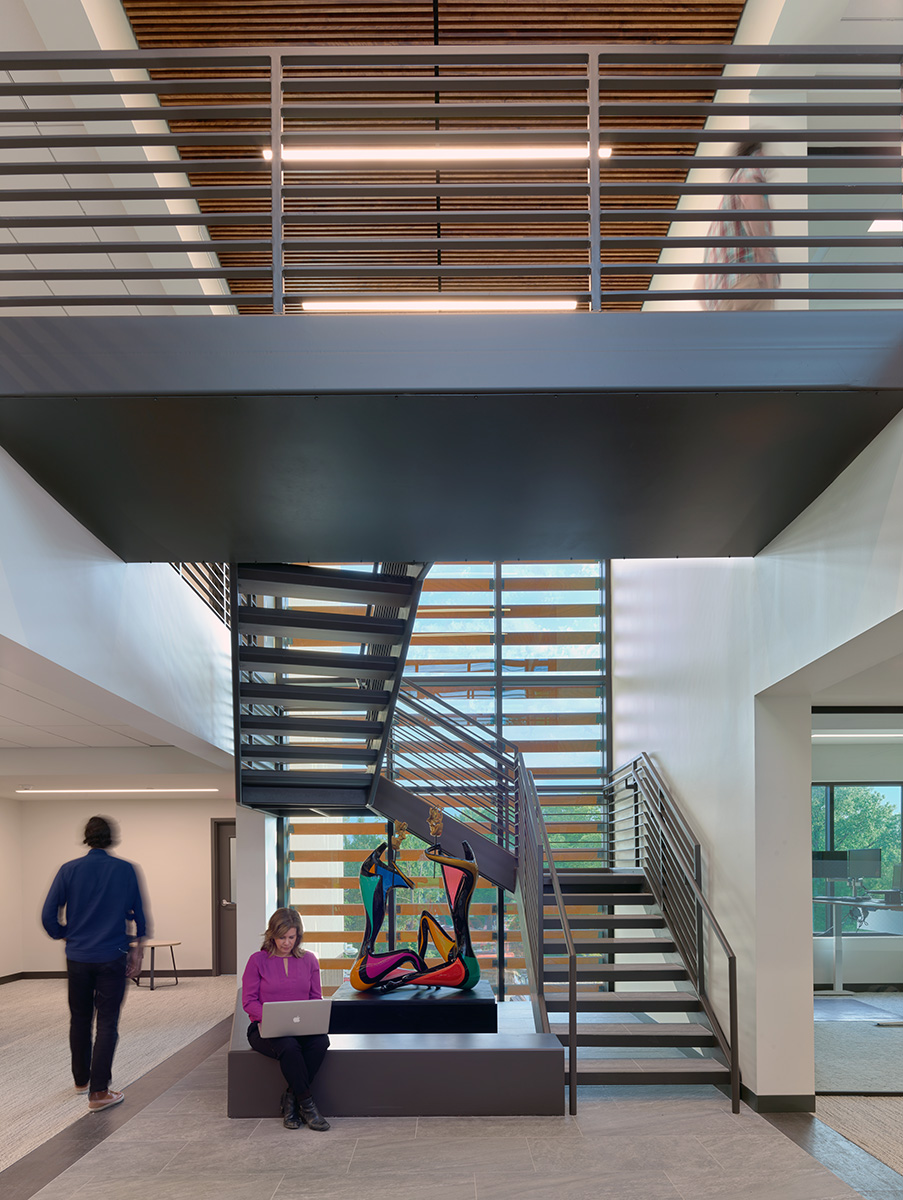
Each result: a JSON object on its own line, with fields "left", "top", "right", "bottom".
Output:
{"left": 258, "top": 998, "right": 332, "bottom": 1038}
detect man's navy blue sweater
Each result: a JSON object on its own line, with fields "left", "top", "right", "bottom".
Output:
{"left": 42, "top": 847, "right": 148, "bottom": 962}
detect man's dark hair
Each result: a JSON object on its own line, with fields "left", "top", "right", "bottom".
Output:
{"left": 83, "top": 815, "right": 115, "bottom": 849}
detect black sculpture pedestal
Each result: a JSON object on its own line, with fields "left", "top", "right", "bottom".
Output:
{"left": 328, "top": 978, "right": 498, "bottom": 1034}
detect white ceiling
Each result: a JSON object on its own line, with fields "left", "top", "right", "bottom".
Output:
{"left": 0, "top": 665, "right": 233, "bottom": 802}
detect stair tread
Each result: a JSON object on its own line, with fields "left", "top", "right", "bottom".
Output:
{"left": 241, "top": 682, "right": 390, "bottom": 710}
{"left": 544, "top": 965, "right": 688, "bottom": 980}
{"left": 569, "top": 1058, "right": 729, "bottom": 1076}
{"left": 545, "top": 939, "right": 676, "bottom": 953}
{"left": 240, "top": 715, "right": 383, "bottom": 737}
{"left": 550, "top": 1022, "right": 714, "bottom": 1038}
{"left": 545, "top": 992, "right": 702, "bottom": 1012}
{"left": 544, "top": 916, "right": 666, "bottom": 929}
{"left": 241, "top": 769, "right": 372, "bottom": 788}
{"left": 548, "top": 893, "right": 655, "bottom": 906}
{"left": 241, "top": 745, "right": 378, "bottom": 763}
{"left": 237, "top": 606, "right": 404, "bottom": 643}
{"left": 237, "top": 563, "right": 415, "bottom": 607}
{"left": 239, "top": 646, "right": 398, "bottom": 679}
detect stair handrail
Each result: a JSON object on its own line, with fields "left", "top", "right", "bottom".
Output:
{"left": 400, "top": 680, "right": 521, "bottom": 762}
{"left": 388, "top": 682, "right": 520, "bottom": 852}
{"left": 515, "top": 751, "right": 578, "bottom": 1115}
{"left": 608, "top": 753, "right": 740, "bottom": 1113}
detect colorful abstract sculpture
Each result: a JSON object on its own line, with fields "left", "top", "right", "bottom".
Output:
{"left": 350, "top": 819, "right": 481, "bottom": 993}
{"left": 349, "top": 842, "right": 426, "bottom": 990}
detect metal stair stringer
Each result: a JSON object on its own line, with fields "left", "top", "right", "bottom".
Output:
{"left": 372, "top": 775, "right": 517, "bottom": 891}
{"left": 234, "top": 560, "right": 430, "bottom": 816}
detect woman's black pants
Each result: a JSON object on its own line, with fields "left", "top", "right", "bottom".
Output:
{"left": 247, "top": 1022, "right": 329, "bottom": 1100}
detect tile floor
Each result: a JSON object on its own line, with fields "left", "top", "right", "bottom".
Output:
{"left": 27, "top": 1044, "right": 877, "bottom": 1200}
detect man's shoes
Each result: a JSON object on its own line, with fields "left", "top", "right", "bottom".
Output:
{"left": 74, "top": 1084, "right": 89, "bottom": 1095}
{"left": 281, "top": 1088, "right": 303, "bottom": 1130}
{"left": 298, "top": 1095, "right": 330, "bottom": 1132}
{"left": 88, "top": 1090, "right": 124, "bottom": 1112}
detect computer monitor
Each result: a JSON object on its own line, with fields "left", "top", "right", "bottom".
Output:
{"left": 893, "top": 862, "right": 903, "bottom": 890}
{"left": 812, "top": 850, "right": 850, "bottom": 879}
{"left": 848, "top": 847, "right": 881, "bottom": 879}
{"left": 812, "top": 848, "right": 882, "bottom": 880}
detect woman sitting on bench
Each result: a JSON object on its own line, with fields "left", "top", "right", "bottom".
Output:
{"left": 241, "top": 907, "right": 330, "bottom": 1131}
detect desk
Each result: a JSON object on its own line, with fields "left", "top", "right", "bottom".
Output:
{"left": 812, "top": 897, "right": 902, "bottom": 994}
{"left": 135, "top": 940, "right": 181, "bottom": 990}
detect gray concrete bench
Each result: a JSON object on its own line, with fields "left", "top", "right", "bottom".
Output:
{"left": 227, "top": 990, "right": 563, "bottom": 1117}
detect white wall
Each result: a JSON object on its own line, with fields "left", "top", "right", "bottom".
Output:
{"left": 0, "top": 797, "right": 23, "bottom": 977}
{"left": 612, "top": 407, "right": 903, "bottom": 1101}
{"left": 0, "top": 442, "right": 232, "bottom": 763}
{"left": 235, "top": 805, "right": 277, "bottom": 973}
{"left": 23, "top": 795, "right": 235, "bottom": 973}
{"left": 812, "top": 742, "right": 903, "bottom": 783}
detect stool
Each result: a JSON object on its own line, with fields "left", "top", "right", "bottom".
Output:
{"left": 135, "top": 940, "right": 181, "bottom": 990}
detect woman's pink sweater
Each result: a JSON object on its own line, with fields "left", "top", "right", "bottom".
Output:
{"left": 241, "top": 949, "right": 323, "bottom": 1023}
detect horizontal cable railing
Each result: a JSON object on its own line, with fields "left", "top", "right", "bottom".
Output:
{"left": 607, "top": 753, "right": 740, "bottom": 1112}
{"left": 171, "top": 561, "right": 230, "bottom": 624}
{"left": 389, "top": 681, "right": 518, "bottom": 853}
{"left": 0, "top": 44, "right": 901, "bottom": 313}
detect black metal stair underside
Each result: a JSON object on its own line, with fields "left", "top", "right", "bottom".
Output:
{"left": 234, "top": 561, "right": 427, "bottom": 815}
{"left": 543, "top": 869, "right": 730, "bottom": 1090}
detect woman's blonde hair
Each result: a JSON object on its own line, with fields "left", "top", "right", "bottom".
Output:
{"left": 261, "top": 907, "right": 305, "bottom": 957}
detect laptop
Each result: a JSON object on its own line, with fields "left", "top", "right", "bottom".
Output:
{"left": 258, "top": 998, "right": 332, "bottom": 1038}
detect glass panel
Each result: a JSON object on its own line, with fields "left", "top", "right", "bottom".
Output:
{"left": 811, "top": 783, "right": 903, "bottom": 934}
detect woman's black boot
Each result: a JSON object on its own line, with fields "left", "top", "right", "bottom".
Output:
{"left": 298, "top": 1095, "right": 330, "bottom": 1131}
{"left": 281, "top": 1088, "right": 302, "bottom": 1130}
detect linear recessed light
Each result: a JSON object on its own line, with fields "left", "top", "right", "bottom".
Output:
{"left": 15, "top": 787, "right": 221, "bottom": 794}
{"left": 301, "top": 299, "right": 579, "bottom": 313}
{"left": 868, "top": 219, "right": 903, "bottom": 233}
{"left": 263, "top": 145, "right": 612, "bottom": 163}
{"left": 811, "top": 732, "right": 903, "bottom": 739}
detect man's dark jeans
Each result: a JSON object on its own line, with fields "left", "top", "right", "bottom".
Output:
{"left": 67, "top": 955, "right": 127, "bottom": 1092}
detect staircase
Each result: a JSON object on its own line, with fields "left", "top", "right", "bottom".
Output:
{"left": 231, "top": 565, "right": 739, "bottom": 1114}
{"left": 542, "top": 869, "right": 730, "bottom": 1091}
{"left": 232, "top": 560, "right": 518, "bottom": 886}
{"left": 232, "top": 561, "right": 429, "bottom": 814}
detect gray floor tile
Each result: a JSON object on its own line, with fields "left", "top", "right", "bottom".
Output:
{"left": 276, "top": 1177, "right": 476, "bottom": 1200}
{"left": 346, "top": 1135, "right": 529, "bottom": 1175}
{"left": 89, "top": 1172, "right": 287, "bottom": 1200}
{"left": 573, "top": 1103, "right": 754, "bottom": 1137}
{"left": 528, "top": 1133, "right": 723, "bottom": 1174}
{"left": 415, "top": 1115, "right": 583, "bottom": 1140}
{"left": 27, "top": 1178, "right": 93, "bottom": 1200}
{"left": 52, "top": 1139, "right": 188, "bottom": 1180}
{"left": 162, "top": 1134, "right": 354, "bottom": 1176}
{"left": 697, "top": 1131, "right": 833, "bottom": 1170}
{"left": 104, "top": 1113, "right": 261, "bottom": 1142}
{"left": 250, "top": 1115, "right": 418, "bottom": 1144}
{"left": 166, "top": 1090, "right": 230, "bottom": 1115}
{"left": 476, "top": 1168, "right": 683, "bottom": 1200}
{"left": 666, "top": 1163, "right": 864, "bottom": 1200}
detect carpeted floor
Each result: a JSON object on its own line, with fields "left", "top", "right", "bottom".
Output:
{"left": 0, "top": 974, "right": 237, "bottom": 1172}
{"left": 815, "top": 991, "right": 903, "bottom": 1093}
{"left": 817, "top": 1096, "right": 903, "bottom": 1177}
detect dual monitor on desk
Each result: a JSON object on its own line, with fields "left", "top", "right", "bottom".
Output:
{"left": 812, "top": 849, "right": 902, "bottom": 904}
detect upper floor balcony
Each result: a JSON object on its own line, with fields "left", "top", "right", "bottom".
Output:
{"left": 1, "top": 42, "right": 901, "bottom": 317}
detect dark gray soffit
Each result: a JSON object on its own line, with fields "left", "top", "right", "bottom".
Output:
{"left": 0, "top": 312, "right": 900, "bottom": 562}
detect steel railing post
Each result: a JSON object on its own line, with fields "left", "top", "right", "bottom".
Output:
{"left": 270, "top": 52, "right": 284, "bottom": 315}
{"left": 588, "top": 51, "right": 602, "bottom": 312}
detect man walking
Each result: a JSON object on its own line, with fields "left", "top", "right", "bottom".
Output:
{"left": 42, "top": 815, "right": 149, "bottom": 1111}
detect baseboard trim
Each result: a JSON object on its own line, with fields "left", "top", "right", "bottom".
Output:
{"left": 718, "top": 1083, "right": 815, "bottom": 1113}
{"left": 0, "top": 972, "right": 24, "bottom": 985}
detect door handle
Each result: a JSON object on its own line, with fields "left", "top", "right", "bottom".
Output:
{"left": 221, "top": 900, "right": 236, "bottom": 908}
